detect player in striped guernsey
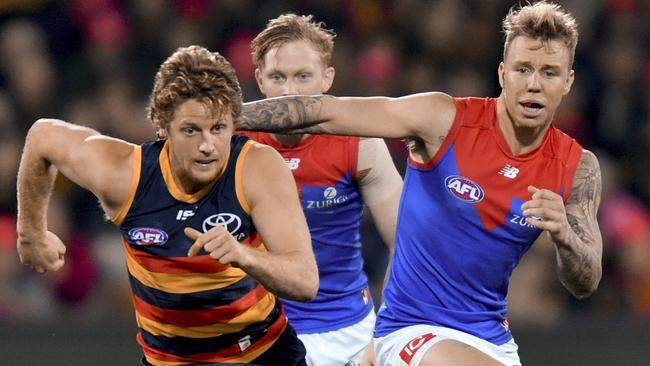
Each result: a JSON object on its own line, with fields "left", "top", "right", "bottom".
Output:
{"left": 16, "top": 46, "right": 318, "bottom": 365}
{"left": 236, "top": 2, "right": 603, "bottom": 365}
{"left": 241, "top": 14, "right": 403, "bottom": 366}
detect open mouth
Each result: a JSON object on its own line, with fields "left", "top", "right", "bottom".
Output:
{"left": 520, "top": 101, "right": 544, "bottom": 110}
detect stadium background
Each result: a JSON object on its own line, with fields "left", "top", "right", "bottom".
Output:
{"left": 0, "top": 0, "right": 648, "bottom": 365}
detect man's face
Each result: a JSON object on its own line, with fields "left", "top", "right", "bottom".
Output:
{"left": 255, "top": 39, "right": 334, "bottom": 97}
{"left": 498, "top": 35, "right": 575, "bottom": 129}
{"left": 166, "top": 98, "right": 233, "bottom": 193}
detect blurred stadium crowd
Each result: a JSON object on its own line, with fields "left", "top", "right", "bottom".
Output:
{"left": 0, "top": 0, "right": 648, "bottom": 332}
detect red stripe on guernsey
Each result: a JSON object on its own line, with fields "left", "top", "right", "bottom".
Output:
{"left": 133, "top": 284, "right": 269, "bottom": 327}
{"left": 123, "top": 236, "right": 262, "bottom": 274}
{"left": 139, "top": 313, "right": 288, "bottom": 363}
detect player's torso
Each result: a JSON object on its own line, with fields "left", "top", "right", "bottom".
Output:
{"left": 378, "top": 97, "right": 582, "bottom": 343}
{"left": 116, "top": 136, "right": 285, "bottom": 363}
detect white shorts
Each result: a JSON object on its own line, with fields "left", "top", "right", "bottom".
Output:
{"left": 374, "top": 324, "right": 521, "bottom": 366}
{"left": 298, "top": 311, "right": 376, "bottom": 366}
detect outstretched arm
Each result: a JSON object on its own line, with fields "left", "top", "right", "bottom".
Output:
{"left": 522, "top": 150, "right": 603, "bottom": 298}
{"left": 237, "top": 93, "right": 456, "bottom": 145}
{"left": 17, "top": 119, "right": 135, "bottom": 272}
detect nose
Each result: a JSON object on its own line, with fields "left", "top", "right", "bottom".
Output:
{"left": 282, "top": 81, "right": 298, "bottom": 96}
{"left": 527, "top": 72, "right": 541, "bottom": 92}
{"left": 198, "top": 132, "right": 215, "bottom": 155}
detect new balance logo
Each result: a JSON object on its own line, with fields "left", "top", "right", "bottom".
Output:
{"left": 284, "top": 158, "right": 301, "bottom": 170}
{"left": 176, "top": 210, "right": 195, "bottom": 221}
{"left": 498, "top": 164, "right": 519, "bottom": 179}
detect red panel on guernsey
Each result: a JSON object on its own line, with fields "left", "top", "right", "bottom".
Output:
{"left": 448, "top": 97, "right": 583, "bottom": 231}
{"left": 237, "top": 132, "right": 359, "bottom": 188}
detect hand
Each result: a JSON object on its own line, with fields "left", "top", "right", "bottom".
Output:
{"left": 17, "top": 230, "right": 66, "bottom": 273}
{"left": 185, "top": 226, "right": 249, "bottom": 267}
{"left": 521, "top": 185, "right": 571, "bottom": 244}
{"left": 360, "top": 338, "right": 377, "bottom": 366}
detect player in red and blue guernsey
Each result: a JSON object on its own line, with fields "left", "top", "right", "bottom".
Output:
{"left": 239, "top": 14, "right": 403, "bottom": 366}
{"left": 237, "top": 3, "right": 603, "bottom": 365}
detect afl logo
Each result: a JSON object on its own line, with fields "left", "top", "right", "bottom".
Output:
{"left": 202, "top": 213, "right": 242, "bottom": 234}
{"left": 128, "top": 227, "right": 168, "bottom": 246}
{"left": 445, "top": 175, "right": 484, "bottom": 203}
{"left": 323, "top": 187, "right": 337, "bottom": 199}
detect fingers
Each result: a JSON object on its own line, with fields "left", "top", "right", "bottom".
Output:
{"left": 185, "top": 227, "right": 204, "bottom": 256}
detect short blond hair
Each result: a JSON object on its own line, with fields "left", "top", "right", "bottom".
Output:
{"left": 251, "top": 14, "right": 335, "bottom": 69}
{"left": 503, "top": 1, "right": 578, "bottom": 66}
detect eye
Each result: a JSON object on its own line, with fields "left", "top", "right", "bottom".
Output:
{"left": 182, "top": 127, "right": 197, "bottom": 136}
{"left": 270, "top": 74, "right": 284, "bottom": 82}
{"left": 211, "top": 124, "right": 226, "bottom": 133}
{"left": 517, "top": 67, "right": 530, "bottom": 74}
{"left": 297, "top": 73, "right": 311, "bottom": 81}
{"left": 543, "top": 70, "right": 557, "bottom": 77}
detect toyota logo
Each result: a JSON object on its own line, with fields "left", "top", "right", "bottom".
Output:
{"left": 202, "top": 213, "right": 242, "bottom": 234}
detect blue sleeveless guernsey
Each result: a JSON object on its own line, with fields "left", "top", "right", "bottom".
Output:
{"left": 112, "top": 136, "right": 289, "bottom": 364}
{"left": 375, "top": 97, "right": 583, "bottom": 345}
{"left": 241, "top": 132, "right": 373, "bottom": 334}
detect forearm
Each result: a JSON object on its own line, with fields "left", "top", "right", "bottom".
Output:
{"left": 240, "top": 247, "right": 318, "bottom": 302}
{"left": 554, "top": 233, "right": 602, "bottom": 299}
{"left": 238, "top": 95, "right": 329, "bottom": 133}
{"left": 16, "top": 127, "right": 57, "bottom": 243}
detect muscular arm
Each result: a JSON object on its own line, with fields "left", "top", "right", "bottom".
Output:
{"left": 239, "top": 144, "right": 318, "bottom": 301}
{"left": 237, "top": 93, "right": 456, "bottom": 158}
{"left": 554, "top": 150, "right": 603, "bottom": 298}
{"left": 17, "top": 119, "right": 134, "bottom": 270}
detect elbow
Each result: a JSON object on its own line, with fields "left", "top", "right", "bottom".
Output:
{"left": 290, "top": 263, "right": 319, "bottom": 302}
{"left": 570, "top": 269, "right": 602, "bottom": 300}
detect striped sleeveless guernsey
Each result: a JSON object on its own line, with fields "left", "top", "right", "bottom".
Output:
{"left": 112, "top": 135, "right": 287, "bottom": 365}
{"left": 376, "top": 97, "right": 583, "bottom": 344}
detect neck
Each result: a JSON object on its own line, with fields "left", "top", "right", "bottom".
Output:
{"left": 496, "top": 95, "right": 550, "bottom": 156}
{"left": 271, "top": 133, "right": 307, "bottom": 148}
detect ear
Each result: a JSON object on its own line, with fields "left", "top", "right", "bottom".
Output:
{"left": 563, "top": 69, "right": 575, "bottom": 95}
{"left": 254, "top": 68, "right": 266, "bottom": 95}
{"left": 498, "top": 62, "right": 505, "bottom": 88}
{"left": 321, "top": 66, "right": 335, "bottom": 93}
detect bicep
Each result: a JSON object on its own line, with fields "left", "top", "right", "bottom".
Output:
{"left": 566, "top": 150, "right": 602, "bottom": 245}
{"left": 243, "top": 145, "right": 310, "bottom": 254}
{"left": 29, "top": 119, "right": 135, "bottom": 207}
{"left": 320, "top": 92, "right": 456, "bottom": 141}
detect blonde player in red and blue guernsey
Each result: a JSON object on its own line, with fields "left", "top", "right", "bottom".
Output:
{"left": 237, "top": 3, "right": 603, "bottom": 365}
{"left": 239, "top": 14, "right": 403, "bottom": 366}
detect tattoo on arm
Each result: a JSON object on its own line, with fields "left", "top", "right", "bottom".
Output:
{"left": 557, "top": 150, "right": 603, "bottom": 298}
{"left": 237, "top": 96, "right": 326, "bottom": 134}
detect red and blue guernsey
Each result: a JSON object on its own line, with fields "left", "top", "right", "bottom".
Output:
{"left": 113, "top": 136, "right": 288, "bottom": 365}
{"left": 242, "top": 132, "right": 373, "bottom": 334}
{"left": 375, "top": 97, "right": 583, "bottom": 345}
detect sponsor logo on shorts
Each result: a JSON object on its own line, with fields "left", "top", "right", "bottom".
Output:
{"left": 399, "top": 333, "right": 436, "bottom": 364}
{"left": 128, "top": 227, "right": 168, "bottom": 246}
{"left": 445, "top": 175, "right": 484, "bottom": 203}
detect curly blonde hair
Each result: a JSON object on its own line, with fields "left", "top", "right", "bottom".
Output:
{"left": 148, "top": 45, "right": 242, "bottom": 137}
